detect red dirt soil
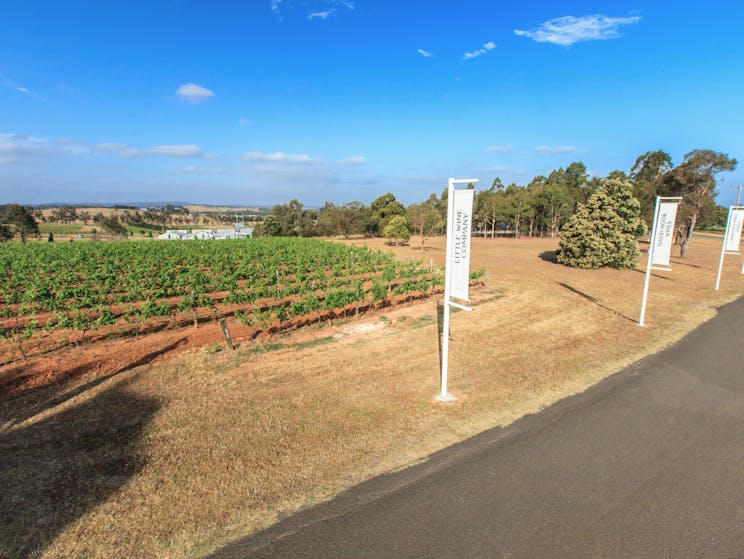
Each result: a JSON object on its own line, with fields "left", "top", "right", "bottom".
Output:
{"left": 0, "top": 287, "right": 459, "bottom": 399}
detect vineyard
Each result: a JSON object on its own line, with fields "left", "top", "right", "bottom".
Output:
{"left": 0, "top": 238, "right": 471, "bottom": 362}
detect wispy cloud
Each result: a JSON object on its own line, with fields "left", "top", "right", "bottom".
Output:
{"left": 463, "top": 41, "right": 496, "bottom": 60}
{"left": 417, "top": 48, "right": 432, "bottom": 58}
{"left": 272, "top": 0, "right": 355, "bottom": 21}
{"left": 238, "top": 118, "right": 252, "bottom": 126}
{"left": 174, "top": 165, "right": 227, "bottom": 175}
{"left": 0, "top": 133, "right": 88, "bottom": 164}
{"left": 515, "top": 14, "right": 641, "bottom": 46}
{"left": 309, "top": 9, "right": 335, "bottom": 19}
{"left": 534, "top": 145, "right": 585, "bottom": 154}
{"left": 175, "top": 82, "right": 214, "bottom": 103}
{"left": 488, "top": 165, "right": 526, "bottom": 175}
{"left": 0, "top": 133, "right": 55, "bottom": 165}
{"left": 96, "top": 143, "right": 207, "bottom": 158}
{"left": 485, "top": 145, "right": 513, "bottom": 154}
{"left": 271, "top": 0, "right": 283, "bottom": 18}
{"left": 337, "top": 156, "right": 367, "bottom": 166}
{"left": 242, "top": 151, "right": 314, "bottom": 163}
{"left": 0, "top": 73, "right": 45, "bottom": 101}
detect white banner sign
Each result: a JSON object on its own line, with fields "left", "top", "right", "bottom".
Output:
{"left": 724, "top": 208, "right": 744, "bottom": 253}
{"left": 449, "top": 189, "right": 474, "bottom": 301}
{"left": 651, "top": 201, "right": 679, "bottom": 267}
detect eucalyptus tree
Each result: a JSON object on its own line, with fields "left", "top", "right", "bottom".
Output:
{"left": 1, "top": 204, "right": 39, "bottom": 242}
{"left": 657, "top": 149, "right": 737, "bottom": 257}
{"left": 407, "top": 200, "right": 443, "bottom": 250}
{"left": 629, "top": 150, "right": 673, "bottom": 223}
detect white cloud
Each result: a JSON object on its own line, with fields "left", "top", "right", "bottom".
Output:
{"left": 309, "top": 9, "right": 335, "bottom": 19}
{"left": 0, "top": 73, "right": 45, "bottom": 101}
{"left": 485, "top": 145, "right": 513, "bottom": 154}
{"left": 337, "top": 156, "right": 367, "bottom": 166}
{"left": 241, "top": 151, "right": 314, "bottom": 163}
{"left": 515, "top": 14, "right": 641, "bottom": 46}
{"left": 175, "top": 82, "right": 214, "bottom": 103}
{"left": 0, "top": 134, "right": 53, "bottom": 164}
{"left": 534, "top": 145, "right": 583, "bottom": 154}
{"left": 272, "top": 0, "right": 354, "bottom": 20}
{"left": 174, "top": 165, "right": 227, "bottom": 175}
{"left": 417, "top": 49, "right": 432, "bottom": 57}
{"left": 238, "top": 118, "right": 252, "bottom": 126}
{"left": 0, "top": 133, "right": 88, "bottom": 164}
{"left": 463, "top": 41, "right": 496, "bottom": 60}
{"left": 96, "top": 143, "right": 206, "bottom": 158}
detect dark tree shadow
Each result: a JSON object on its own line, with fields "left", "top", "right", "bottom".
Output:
{"left": 1, "top": 338, "right": 185, "bottom": 427}
{"left": 0, "top": 383, "right": 160, "bottom": 558}
{"left": 556, "top": 282, "right": 637, "bottom": 323}
{"left": 538, "top": 250, "right": 559, "bottom": 263}
{"left": 435, "top": 299, "right": 457, "bottom": 376}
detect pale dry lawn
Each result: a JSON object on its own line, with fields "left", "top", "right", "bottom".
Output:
{"left": 1, "top": 235, "right": 742, "bottom": 559}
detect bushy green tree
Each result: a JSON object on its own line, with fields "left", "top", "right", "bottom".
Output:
{"left": 316, "top": 201, "right": 368, "bottom": 238}
{"left": 0, "top": 224, "right": 12, "bottom": 242}
{"left": 604, "top": 178, "right": 647, "bottom": 238}
{"left": 382, "top": 215, "right": 410, "bottom": 245}
{"left": 629, "top": 150, "right": 672, "bottom": 223}
{"left": 1, "top": 204, "right": 39, "bottom": 242}
{"left": 100, "top": 216, "right": 128, "bottom": 236}
{"left": 557, "top": 179, "right": 644, "bottom": 269}
{"left": 369, "top": 193, "right": 405, "bottom": 236}
{"left": 252, "top": 215, "right": 281, "bottom": 237}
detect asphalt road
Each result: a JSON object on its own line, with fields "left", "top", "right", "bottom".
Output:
{"left": 208, "top": 296, "right": 744, "bottom": 559}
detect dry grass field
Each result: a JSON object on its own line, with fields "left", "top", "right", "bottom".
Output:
{"left": 1, "top": 235, "right": 742, "bottom": 558}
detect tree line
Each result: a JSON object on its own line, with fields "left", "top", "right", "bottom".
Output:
{"left": 1, "top": 148, "right": 736, "bottom": 256}
{"left": 253, "top": 148, "right": 737, "bottom": 257}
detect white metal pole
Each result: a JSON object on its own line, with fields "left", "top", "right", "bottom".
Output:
{"left": 715, "top": 206, "right": 734, "bottom": 290}
{"left": 639, "top": 196, "right": 661, "bottom": 326}
{"left": 438, "top": 178, "right": 455, "bottom": 401}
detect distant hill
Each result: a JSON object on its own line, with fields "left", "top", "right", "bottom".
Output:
{"left": 33, "top": 202, "right": 270, "bottom": 211}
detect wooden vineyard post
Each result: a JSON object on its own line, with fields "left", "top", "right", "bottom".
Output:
{"left": 191, "top": 288, "right": 198, "bottom": 329}
{"left": 219, "top": 318, "right": 235, "bottom": 350}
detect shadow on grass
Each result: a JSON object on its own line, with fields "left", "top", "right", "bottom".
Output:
{"left": 538, "top": 250, "right": 559, "bottom": 264}
{"left": 630, "top": 268, "right": 674, "bottom": 281}
{"left": 0, "top": 337, "right": 184, "bottom": 427}
{"left": 670, "top": 259, "right": 703, "bottom": 269}
{"left": 556, "top": 282, "right": 637, "bottom": 324}
{"left": 0, "top": 382, "right": 160, "bottom": 558}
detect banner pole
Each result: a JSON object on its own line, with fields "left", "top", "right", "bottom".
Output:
{"left": 438, "top": 178, "right": 456, "bottom": 402}
{"left": 639, "top": 196, "right": 661, "bottom": 326}
{"left": 715, "top": 206, "right": 734, "bottom": 290}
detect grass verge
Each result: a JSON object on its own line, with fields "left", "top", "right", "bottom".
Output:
{"left": 1, "top": 235, "right": 742, "bottom": 558}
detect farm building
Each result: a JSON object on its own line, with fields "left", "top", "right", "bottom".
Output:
{"left": 158, "top": 225, "right": 253, "bottom": 240}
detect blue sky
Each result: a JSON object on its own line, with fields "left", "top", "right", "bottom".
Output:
{"left": 1, "top": 1, "right": 742, "bottom": 207}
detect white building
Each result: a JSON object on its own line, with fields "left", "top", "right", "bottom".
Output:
{"left": 158, "top": 225, "right": 253, "bottom": 240}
